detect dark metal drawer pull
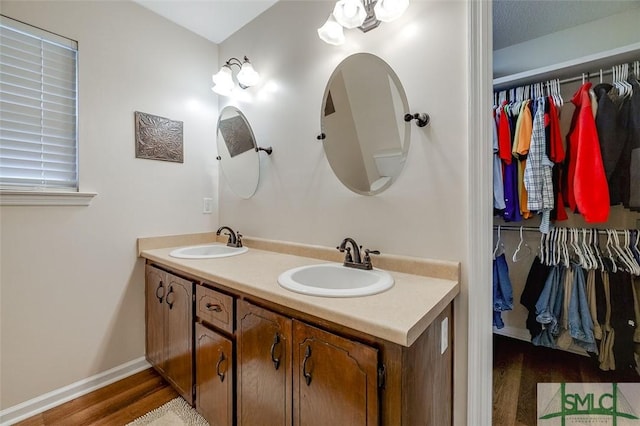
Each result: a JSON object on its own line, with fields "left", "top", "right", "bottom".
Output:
{"left": 155, "top": 281, "right": 165, "bottom": 303}
{"left": 302, "top": 345, "right": 312, "bottom": 386}
{"left": 166, "top": 286, "right": 175, "bottom": 310}
{"left": 270, "top": 333, "right": 281, "bottom": 370}
{"left": 205, "top": 303, "right": 222, "bottom": 312}
{"left": 216, "top": 351, "right": 226, "bottom": 382}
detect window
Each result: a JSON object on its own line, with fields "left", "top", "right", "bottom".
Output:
{"left": 0, "top": 15, "right": 78, "bottom": 191}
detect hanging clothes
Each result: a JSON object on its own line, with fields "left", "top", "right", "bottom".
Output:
{"left": 524, "top": 97, "right": 554, "bottom": 232}
{"left": 493, "top": 253, "right": 514, "bottom": 329}
{"left": 513, "top": 100, "right": 533, "bottom": 219}
{"left": 565, "top": 82, "right": 610, "bottom": 223}
{"left": 548, "top": 98, "right": 568, "bottom": 221}
{"left": 493, "top": 113, "right": 506, "bottom": 211}
{"left": 594, "top": 83, "right": 625, "bottom": 205}
{"left": 498, "top": 104, "right": 521, "bottom": 222}
{"left": 626, "top": 75, "right": 640, "bottom": 210}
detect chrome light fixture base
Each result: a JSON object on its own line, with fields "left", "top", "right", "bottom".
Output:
{"left": 358, "top": 0, "right": 381, "bottom": 32}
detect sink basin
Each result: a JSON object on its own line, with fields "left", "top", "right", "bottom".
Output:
{"left": 169, "top": 244, "right": 248, "bottom": 259}
{"left": 277, "top": 263, "right": 394, "bottom": 297}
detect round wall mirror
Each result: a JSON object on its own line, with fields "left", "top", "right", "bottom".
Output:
{"left": 321, "top": 53, "right": 411, "bottom": 195}
{"left": 216, "top": 106, "right": 260, "bottom": 199}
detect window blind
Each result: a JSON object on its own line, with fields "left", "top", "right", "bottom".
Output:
{"left": 0, "top": 16, "right": 78, "bottom": 190}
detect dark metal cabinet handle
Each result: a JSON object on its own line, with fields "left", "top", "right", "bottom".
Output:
{"left": 270, "top": 333, "right": 281, "bottom": 370}
{"left": 166, "top": 286, "right": 175, "bottom": 310}
{"left": 216, "top": 351, "right": 226, "bottom": 382}
{"left": 205, "top": 303, "right": 222, "bottom": 312}
{"left": 302, "top": 345, "right": 312, "bottom": 386}
{"left": 155, "top": 280, "right": 165, "bottom": 303}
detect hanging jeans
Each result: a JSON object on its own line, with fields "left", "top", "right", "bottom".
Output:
{"left": 568, "top": 265, "right": 598, "bottom": 353}
{"left": 493, "top": 254, "right": 513, "bottom": 329}
{"left": 533, "top": 265, "right": 564, "bottom": 348}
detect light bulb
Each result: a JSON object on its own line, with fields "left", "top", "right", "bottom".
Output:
{"left": 211, "top": 66, "right": 234, "bottom": 96}
{"left": 373, "top": 0, "right": 409, "bottom": 22}
{"left": 333, "top": 0, "right": 366, "bottom": 29}
{"left": 317, "top": 14, "right": 345, "bottom": 46}
{"left": 237, "top": 61, "right": 260, "bottom": 87}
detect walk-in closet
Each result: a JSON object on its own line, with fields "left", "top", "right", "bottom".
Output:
{"left": 491, "top": 1, "right": 640, "bottom": 424}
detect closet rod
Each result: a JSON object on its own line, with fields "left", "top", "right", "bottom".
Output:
{"left": 492, "top": 225, "right": 636, "bottom": 235}
{"left": 496, "top": 59, "right": 639, "bottom": 92}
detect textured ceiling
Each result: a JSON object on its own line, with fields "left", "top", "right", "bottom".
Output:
{"left": 493, "top": 0, "right": 640, "bottom": 50}
{"left": 133, "top": 0, "right": 278, "bottom": 44}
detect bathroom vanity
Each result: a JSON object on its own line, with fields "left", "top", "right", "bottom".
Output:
{"left": 138, "top": 233, "right": 459, "bottom": 425}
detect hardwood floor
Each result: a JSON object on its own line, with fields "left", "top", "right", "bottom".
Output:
{"left": 493, "top": 334, "right": 639, "bottom": 426}
{"left": 15, "top": 368, "right": 178, "bottom": 426}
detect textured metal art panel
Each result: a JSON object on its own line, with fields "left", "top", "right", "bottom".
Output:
{"left": 135, "top": 111, "right": 184, "bottom": 163}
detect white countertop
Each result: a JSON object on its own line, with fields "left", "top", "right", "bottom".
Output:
{"left": 139, "top": 235, "right": 460, "bottom": 347}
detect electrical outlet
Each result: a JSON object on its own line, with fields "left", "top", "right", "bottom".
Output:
{"left": 440, "top": 317, "right": 449, "bottom": 355}
{"left": 203, "top": 198, "right": 213, "bottom": 214}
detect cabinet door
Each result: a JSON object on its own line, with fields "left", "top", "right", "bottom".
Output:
{"left": 293, "top": 321, "right": 379, "bottom": 426}
{"left": 237, "top": 300, "right": 292, "bottom": 426}
{"left": 164, "top": 272, "right": 194, "bottom": 404}
{"left": 145, "top": 265, "right": 166, "bottom": 373}
{"left": 195, "top": 323, "right": 233, "bottom": 426}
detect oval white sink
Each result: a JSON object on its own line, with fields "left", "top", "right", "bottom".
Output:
{"left": 169, "top": 244, "right": 248, "bottom": 259}
{"left": 277, "top": 263, "right": 394, "bottom": 297}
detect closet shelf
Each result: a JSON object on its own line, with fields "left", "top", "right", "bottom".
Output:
{"left": 493, "top": 42, "right": 640, "bottom": 91}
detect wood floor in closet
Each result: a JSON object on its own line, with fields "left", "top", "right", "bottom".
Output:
{"left": 493, "top": 334, "right": 639, "bottom": 426}
{"left": 14, "top": 368, "right": 177, "bottom": 426}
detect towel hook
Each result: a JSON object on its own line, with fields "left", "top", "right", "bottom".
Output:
{"left": 404, "top": 112, "right": 430, "bottom": 127}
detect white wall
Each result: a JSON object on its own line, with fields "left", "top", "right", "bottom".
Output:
{"left": 494, "top": 6, "right": 640, "bottom": 77}
{"left": 217, "top": 2, "right": 471, "bottom": 424}
{"left": 0, "top": 1, "right": 219, "bottom": 409}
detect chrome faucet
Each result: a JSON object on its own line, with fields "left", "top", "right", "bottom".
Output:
{"left": 216, "top": 226, "right": 243, "bottom": 248}
{"left": 337, "top": 237, "right": 380, "bottom": 270}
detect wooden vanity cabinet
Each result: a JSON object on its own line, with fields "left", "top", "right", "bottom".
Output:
{"left": 237, "top": 300, "right": 292, "bottom": 426}
{"left": 195, "top": 323, "right": 233, "bottom": 426}
{"left": 194, "top": 284, "right": 235, "bottom": 426}
{"left": 292, "top": 320, "right": 379, "bottom": 426}
{"left": 236, "top": 300, "right": 379, "bottom": 426}
{"left": 145, "top": 265, "right": 194, "bottom": 405}
{"left": 145, "top": 261, "right": 453, "bottom": 425}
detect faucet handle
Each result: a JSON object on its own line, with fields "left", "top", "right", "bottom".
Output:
{"left": 363, "top": 249, "right": 380, "bottom": 269}
{"left": 336, "top": 245, "right": 353, "bottom": 263}
{"left": 236, "top": 232, "right": 243, "bottom": 247}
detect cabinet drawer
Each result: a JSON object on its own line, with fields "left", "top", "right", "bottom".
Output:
{"left": 196, "top": 285, "right": 234, "bottom": 333}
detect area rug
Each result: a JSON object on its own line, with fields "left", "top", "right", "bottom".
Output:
{"left": 126, "top": 397, "right": 208, "bottom": 426}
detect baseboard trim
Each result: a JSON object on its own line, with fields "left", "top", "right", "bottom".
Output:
{"left": 0, "top": 357, "right": 151, "bottom": 426}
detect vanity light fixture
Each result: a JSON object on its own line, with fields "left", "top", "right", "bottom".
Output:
{"left": 212, "top": 56, "right": 260, "bottom": 97}
{"left": 318, "top": 0, "right": 409, "bottom": 45}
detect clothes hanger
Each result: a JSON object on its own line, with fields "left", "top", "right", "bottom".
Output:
{"left": 539, "top": 231, "right": 547, "bottom": 264}
{"left": 581, "top": 228, "right": 597, "bottom": 270}
{"left": 614, "top": 229, "right": 640, "bottom": 274}
{"left": 592, "top": 229, "right": 605, "bottom": 272}
{"left": 570, "top": 228, "right": 587, "bottom": 268}
{"left": 547, "top": 228, "right": 556, "bottom": 266}
{"left": 605, "top": 230, "right": 618, "bottom": 273}
{"left": 512, "top": 226, "right": 532, "bottom": 263}
{"left": 562, "top": 228, "right": 570, "bottom": 268}
{"left": 493, "top": 225, "right": 505, "bottom": 260}
{"left": 623, "top": 230, "right": 640, "bottom": 275}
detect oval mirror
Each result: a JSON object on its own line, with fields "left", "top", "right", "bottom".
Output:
{"left": 321, "top": 53, "right": 411, "bottom": 195}
{"left": 216, "top": 106, "right": 260, "bottom": 199}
